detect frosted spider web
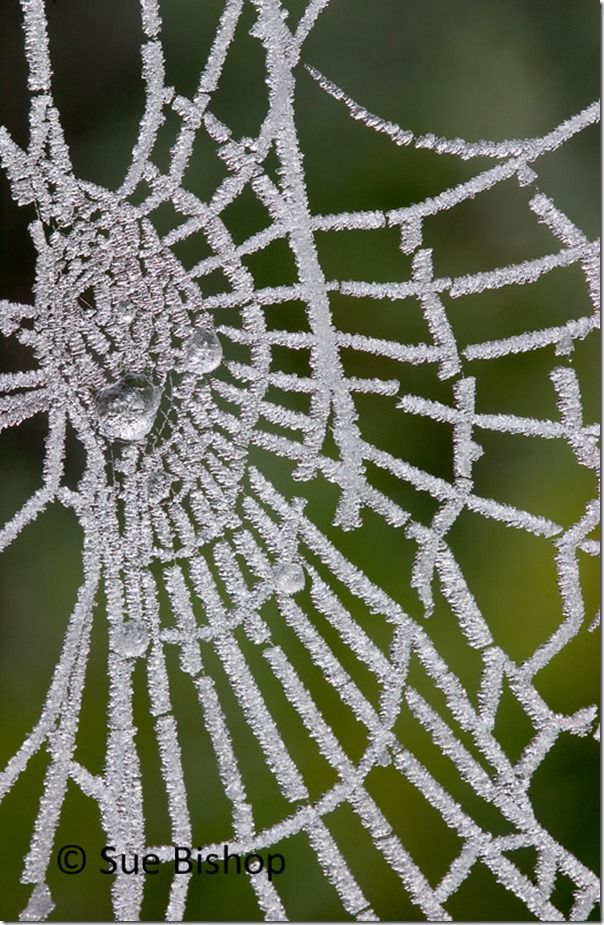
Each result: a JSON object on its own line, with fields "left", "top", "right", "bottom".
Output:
{"left": 0, "top": 0, "right": 600, "bottom": 921}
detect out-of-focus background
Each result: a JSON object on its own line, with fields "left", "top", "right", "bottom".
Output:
{"left": 0, "top": 1, "right": 599, "bottom": 920}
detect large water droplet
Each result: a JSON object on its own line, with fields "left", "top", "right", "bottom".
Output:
{"left": 113, "top": 622, "right": 149, "bottom": 658}
{"left": 96, "top": 374, "right": 160, "bottom": 441}
{"left": 180, "top": 328, "right": 222, "bottom": 374}
{"left": 274, "top": 562, "right": 305, "bottom": 594}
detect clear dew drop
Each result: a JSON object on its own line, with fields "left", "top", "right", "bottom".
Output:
{"left": 274, "top": 562, "right": 305, "bottom": 595}
{"left": 113, "top": 622, "right": 149, "bottom": 658}
{"left": 95, "top": 374, "right": 160, "bottom": 441}
{"left": 180, "top": 328, "right": 223, "bottom": 374}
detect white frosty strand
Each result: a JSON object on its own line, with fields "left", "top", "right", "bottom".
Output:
{"left": 20, "top": 0, "right": 52, "bottom": 92}
{"left": 307, "top": 65, "right": 599, "bottom": 162}
{"left": 19, "top": 883, "right": 55, "bottom": 923}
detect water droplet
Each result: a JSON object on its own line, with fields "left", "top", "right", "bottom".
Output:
{"left": 96, "top": 374, "right": 160, "bottom": 441}
{"left": 117, "top": 300, "right": 135, "bottom": 324}
{"left": 113, "top": 622, "right": 149, "bottom": 658}
{"left": 147, "top": 469, "right": 171, "bottom": 501}
{"left": 517, "top": 164, "right": 538, "bottom": 187}
{"left": 274, "top": 562, "right": 305, "bottom": 595}
{"left": 180, "top": 328, "right": 222, "bottom": 374}
{"left": 375, "top": 748, "right": 391, "bottom": 767}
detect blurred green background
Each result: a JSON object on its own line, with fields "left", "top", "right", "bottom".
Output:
{"left": 0, "top": 0, "right": 599, "bottom": 920}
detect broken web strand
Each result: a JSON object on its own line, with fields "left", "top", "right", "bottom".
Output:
{"left": 0, "top": 0, "right": 599, "bottom": 920}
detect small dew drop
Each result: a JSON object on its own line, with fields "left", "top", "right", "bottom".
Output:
{"left": 95, "top": 374, "right": 160, "bottom": 441}
{"left": 117, "top": 301, "right": 135, "bottom": 324}
{"left": 146, "top": 469, "right": 171, "bottom": 501}
{"left": 555, "top": 332, "right": 574, "bottom": 357}
{"left": 180, "top": 328, "right": 222, "bottom": 374}
{"left": 113, "top": 622, "right": 149, "bottom": 658}
{"left": 274, "top": 562, "right": 305, "bottom": 595}
{"left": 375, "top": 748, "right": 392, "bottom": 767}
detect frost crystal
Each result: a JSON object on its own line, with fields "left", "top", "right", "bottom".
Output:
{"left": 0, "top": 0, "right": 599, "bottom": 922}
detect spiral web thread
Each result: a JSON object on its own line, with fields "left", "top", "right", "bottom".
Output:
{"left": 0, "top": 0, "right": 600, "bottom": 921}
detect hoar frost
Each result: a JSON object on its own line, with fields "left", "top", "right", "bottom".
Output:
{"left": 0, "top": 0, "right": 598, "bottom": 922}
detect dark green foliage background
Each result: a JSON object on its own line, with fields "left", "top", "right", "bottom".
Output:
{"left": 0, "top": 1, "right": 599, "bottom": 920}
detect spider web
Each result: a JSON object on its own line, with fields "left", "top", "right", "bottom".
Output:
{"left": 0, "top": 0, "right": 599, "bottom": 921}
